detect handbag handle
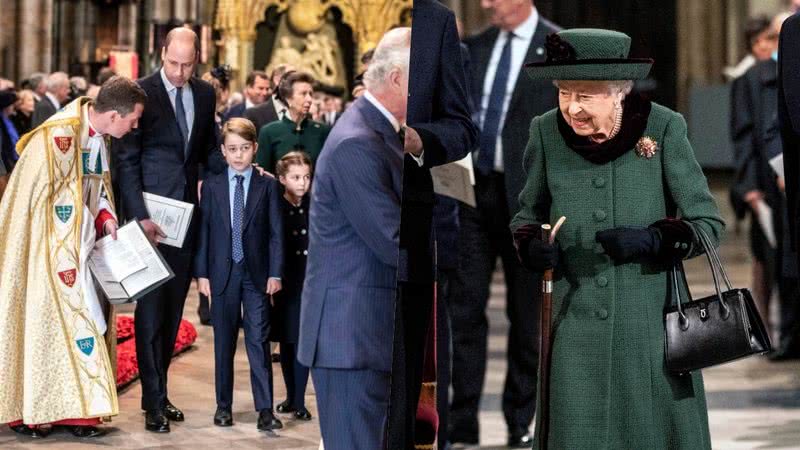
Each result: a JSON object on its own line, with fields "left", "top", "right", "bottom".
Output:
{"left": 671, "top": 223, "right": 730, "bottom": 326}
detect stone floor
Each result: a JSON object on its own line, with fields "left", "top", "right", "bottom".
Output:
{"left": 2, "top": 177, "right": 800, "bottom": 449}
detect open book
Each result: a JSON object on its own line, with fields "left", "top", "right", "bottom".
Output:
{"left": 88, "top": 221, "right": 174, "bottom": 304}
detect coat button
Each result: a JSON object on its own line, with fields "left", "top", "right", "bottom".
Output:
{"left": 303, "top": 250, "right": 308, "bottom": 255}
{"left": 593, "top": 209, "right": 607, "bottom": 222}
{"left": 296, "top": 250, "right": 301, "bottom": 255}
{"left": 299, "top": 208, "right": 304, "bottom": 214}
{"left": 293, "top": 231, "right": 298, "bottom": 236}
{"left": 301, "top": 229, "right": 307, "bottom": 235}
{"left": 596, "top": 276, "right": 608, "bottom": 287}
{"left": 597, "top": 308, "right": 609, "bottom": 320}
{"left": 289, "top": 211, "right": 294, "bottom": 216}
{"left": 593, "top": 177, "right": 606, "bottom": 188}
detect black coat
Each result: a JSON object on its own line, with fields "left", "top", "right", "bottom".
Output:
{"left": 270, "top": 195, "right": 309, "bottom": 343}
{"left": 730, "top": 59, "right": 781, "bottom": 218}
{"left": 244, "top": 97, "right": 280, "bottom": 135}
{"left": 464, "top": 18, "right": 560, "bottom": 216}
{"left": 30, "top": 97, "right": 58, "bottom": 129}
{"left": 387, "top": 1, "right": 479, "bottom": 449}
{"left": 780, "top": 12, "right": 800, "bottom": 256}
{"left": 114, "top": 72, "right": 226, "bottom": 229}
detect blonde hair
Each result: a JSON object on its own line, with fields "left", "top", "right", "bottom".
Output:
{"left": 276, "top": 151, "right": 313, "bottom": 177}
{"left": 222, "top": 118, "right": 257, "bottom": 143}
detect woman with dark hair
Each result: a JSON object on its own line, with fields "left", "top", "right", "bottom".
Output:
{"left": 255, "top": 71, "right": 330, "bottom": 173}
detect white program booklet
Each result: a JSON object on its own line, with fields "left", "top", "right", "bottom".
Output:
{"left": 143, "top": 192, "right": 195, "bottom": 248}
{"left": 89, "top": 221, "right": 174, "bottom": 304}
{"left": 431, "top": 154, "right": 476, "bottom": 207}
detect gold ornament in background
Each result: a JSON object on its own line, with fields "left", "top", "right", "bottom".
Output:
{"left": 215, "top": 0, "right": 412, "bottom": 86}
{"left": 267, "top": 32, "right": 341, "bottom": 87}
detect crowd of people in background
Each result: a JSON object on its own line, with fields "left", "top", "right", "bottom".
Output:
{"left": 729, "top": 8, "right": 800, "bottom": 361}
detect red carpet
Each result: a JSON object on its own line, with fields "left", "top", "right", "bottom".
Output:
{"left": 115, "top": 315, "right": 198, "bottom": 389}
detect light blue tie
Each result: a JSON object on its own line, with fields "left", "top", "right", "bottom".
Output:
{"left": 232, "top": 175, "right": 245, "bottom": 263}
{"left": 477, "top": 32, "right": 514, "bottom": 175}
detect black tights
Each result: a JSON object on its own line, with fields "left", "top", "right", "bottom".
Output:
{"left": 279, "top": 343, "right": 310, "bottom": 408}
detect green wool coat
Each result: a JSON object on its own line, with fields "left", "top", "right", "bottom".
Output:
{"left": 510, "top": 103, "right": 725, "bottom": 449}
{"left": 255, "top": 116, "right": 330, "bottom": 173}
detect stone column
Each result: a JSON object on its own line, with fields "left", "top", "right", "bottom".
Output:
{"left": 18, "top": 0, "right": 53, "bottom": 77}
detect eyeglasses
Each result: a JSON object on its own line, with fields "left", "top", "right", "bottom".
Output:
{"left": 224, "top": 144, "right": 253, "bottom": 154}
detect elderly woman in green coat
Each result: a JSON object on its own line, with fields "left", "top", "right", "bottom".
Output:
{"left": 510, "top": 29, "right": 725, "bottom": 449}
{"left": 255, "top": 71, "right": 330, "bottom": 173}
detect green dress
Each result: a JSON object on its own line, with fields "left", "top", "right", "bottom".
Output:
{"left": 510, "top": 99, "right": 725, "bottom": 449}
{"left": 255, "top": 115, "right": 330, "bottom": 173}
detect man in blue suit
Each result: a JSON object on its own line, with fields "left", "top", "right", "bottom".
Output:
{"left": 223, "top": 70, "right": 270, "bottom": 121}
{"left": 298, "top": 28, "right": 416, "bottom": 450}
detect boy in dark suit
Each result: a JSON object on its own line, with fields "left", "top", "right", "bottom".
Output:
{"left": 195, "top": 117, "right": 284, "bottom": 431}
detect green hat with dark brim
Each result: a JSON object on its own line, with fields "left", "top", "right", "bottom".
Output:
{"left": 524, "top": 28, "right": 653, "bottom": 81}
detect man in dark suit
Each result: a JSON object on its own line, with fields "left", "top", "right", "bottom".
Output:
{"left": 450, "top": 0, "right": 559, "bottom": 446}
{"left": 223, "top": 70, "right": 270, "bottom": 121}
{"left": 776, "top": 11, "right": 800, "bottom": 359}
{"left": 386, "top": 1, "right": 478, "bottom": 449}
{"left": 31, "top": 72, "right": 70, "bottom": 128}
{"left": 243, "top": 65, "right": 294, "bottom": 134}
{"left": 114, "top": 27, "right": 225, "bottom": 433}
{"left": 298, "top": 28, "right": 412, "bottom": 450}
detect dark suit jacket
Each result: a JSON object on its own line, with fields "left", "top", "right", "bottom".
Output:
{"left": 730, "top": 59, "right": 781, "bottom": 219}
{"left": 30, "top": 96, "right": 58, "bottom": 128}
{"left": 114, "top": 72, "right": 226, "bottom": 227}
{"left": 194, "top": 170, "right": 284, "bottom": 295}
{"left": 401, "top": 0, "right": 478, "bottom": 284}
{"left": 244, "top": 98, "right": 280, "bottom": 135}
{"left": 223, "top": 101, "right": 246, "bottom": 122}
{"left": 779, "top": 12, "right": 800, "bottom": 251}
{"left": 298, "top": 97, "right": 403, "bottom": 373}
{"left": 464, "top": 17, "right": 560, "bottom": 216}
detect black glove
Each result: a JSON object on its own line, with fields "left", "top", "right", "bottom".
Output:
{"left": 526, "top": 237, "right": 560, "bottom": 271}
{"left": 595, "top": 226, "right": 661, "bottom": 263}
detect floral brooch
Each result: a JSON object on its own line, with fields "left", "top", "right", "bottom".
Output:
{"left": 635, "top": 136, "right": 658, "bottom": 159}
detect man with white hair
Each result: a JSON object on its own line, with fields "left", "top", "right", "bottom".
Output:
{"left": 298, "top": 27, "right": 417, "bottom": 449}
{"left": 31, "top": 72, "right": 71, "bottom": 127}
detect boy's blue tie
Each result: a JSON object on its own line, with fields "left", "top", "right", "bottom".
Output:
{"left": 477, "top": 32, "right": 514, "bottom": 175}
{"left": 232, "top": 175, "right": 245, "bottom": 263}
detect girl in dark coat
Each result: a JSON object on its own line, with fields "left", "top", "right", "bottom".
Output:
{"left": 272, "top": 151, "right": 313, "bottom": 420}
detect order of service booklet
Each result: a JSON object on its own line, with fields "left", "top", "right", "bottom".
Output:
{"left": 88, "top": 220, "right": 174, "bottom": 304}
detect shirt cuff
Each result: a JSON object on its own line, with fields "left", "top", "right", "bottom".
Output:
{"left": 769, "top": 153, "right": 785, "bottom": 179}
{"left": 410, "top": 150, "right": 424, "bottom": 167}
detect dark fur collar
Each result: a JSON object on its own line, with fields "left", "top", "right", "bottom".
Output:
{"left": 556, "top": 92, "right": 652, "bottom": 165}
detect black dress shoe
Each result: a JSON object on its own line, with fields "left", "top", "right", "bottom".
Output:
{"left": 214, "top": 408, "right": 233, "bottom": 427}
{"left": 67, "top": 425, "right": 106, "bottom": 438}
{"left": 508, "top": 432, "right": 533, "bottom": 448}
{"left": 294, "top": 407, "right": 312, "bottom": 421}
{"left": 257, "top": 409, "right": 283, "bottom": 431}
{"left": 9, "top": 424, "right": 50, "bottom": 438}
{"left": 448, "top": 429, "right": 479, "bottom": 445}
{"left": 145, "top": 409, "right": 170, "bottom": 433}
{"left": 164, "top": 402, "right": 185, "bottom": 422}
{"left": 275, "top": 400, "right": 295, "bottom": 414}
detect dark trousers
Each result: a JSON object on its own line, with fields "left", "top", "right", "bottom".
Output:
{"left": 135, "top": 244, "right": 193, "bottom": 411}
{"left": 312, "top": 367, "right": 390, "bottom": 450}
{"left": 437, "top": 268, "right": 455, "bottom": 448}
{"left": 278, "top": 343, "right": 309, "bottom": 408}
{"left": 213, "top": 262, "right": 274, "bottom": 411}
{"left": 449, "top": 172, "right": 539, "bottom": 439}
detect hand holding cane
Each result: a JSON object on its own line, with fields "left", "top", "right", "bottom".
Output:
{"left": 538, "top": 216, "right": 565, "bottom": 449}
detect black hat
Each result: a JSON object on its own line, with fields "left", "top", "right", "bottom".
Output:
{"left": 0, "top": 89, "right": 17, "bottom": 109}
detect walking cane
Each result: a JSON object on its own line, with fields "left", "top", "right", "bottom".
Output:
{"left": 538, "top": 216, "right": 565, "bottom": 450}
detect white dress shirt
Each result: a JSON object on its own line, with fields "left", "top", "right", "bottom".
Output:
{"left": 363, "top": 91, "right": 424, "bottom": 166}
{"left": 45, "top": 92, "right": 61, "bottom": 110}
{"left": 160, "top": 68, "right": 195, "bottom": 139}
{"left": 479, "top": 8, "right": 539, "bottom": 172}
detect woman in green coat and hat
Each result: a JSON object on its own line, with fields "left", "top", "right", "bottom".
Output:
{"left": 510, "top": 29, "right": 724, "bottom": 449}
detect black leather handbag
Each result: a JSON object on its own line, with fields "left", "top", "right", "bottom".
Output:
{"left": 664, "top": 225, "right": 772, "bottom": 374}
